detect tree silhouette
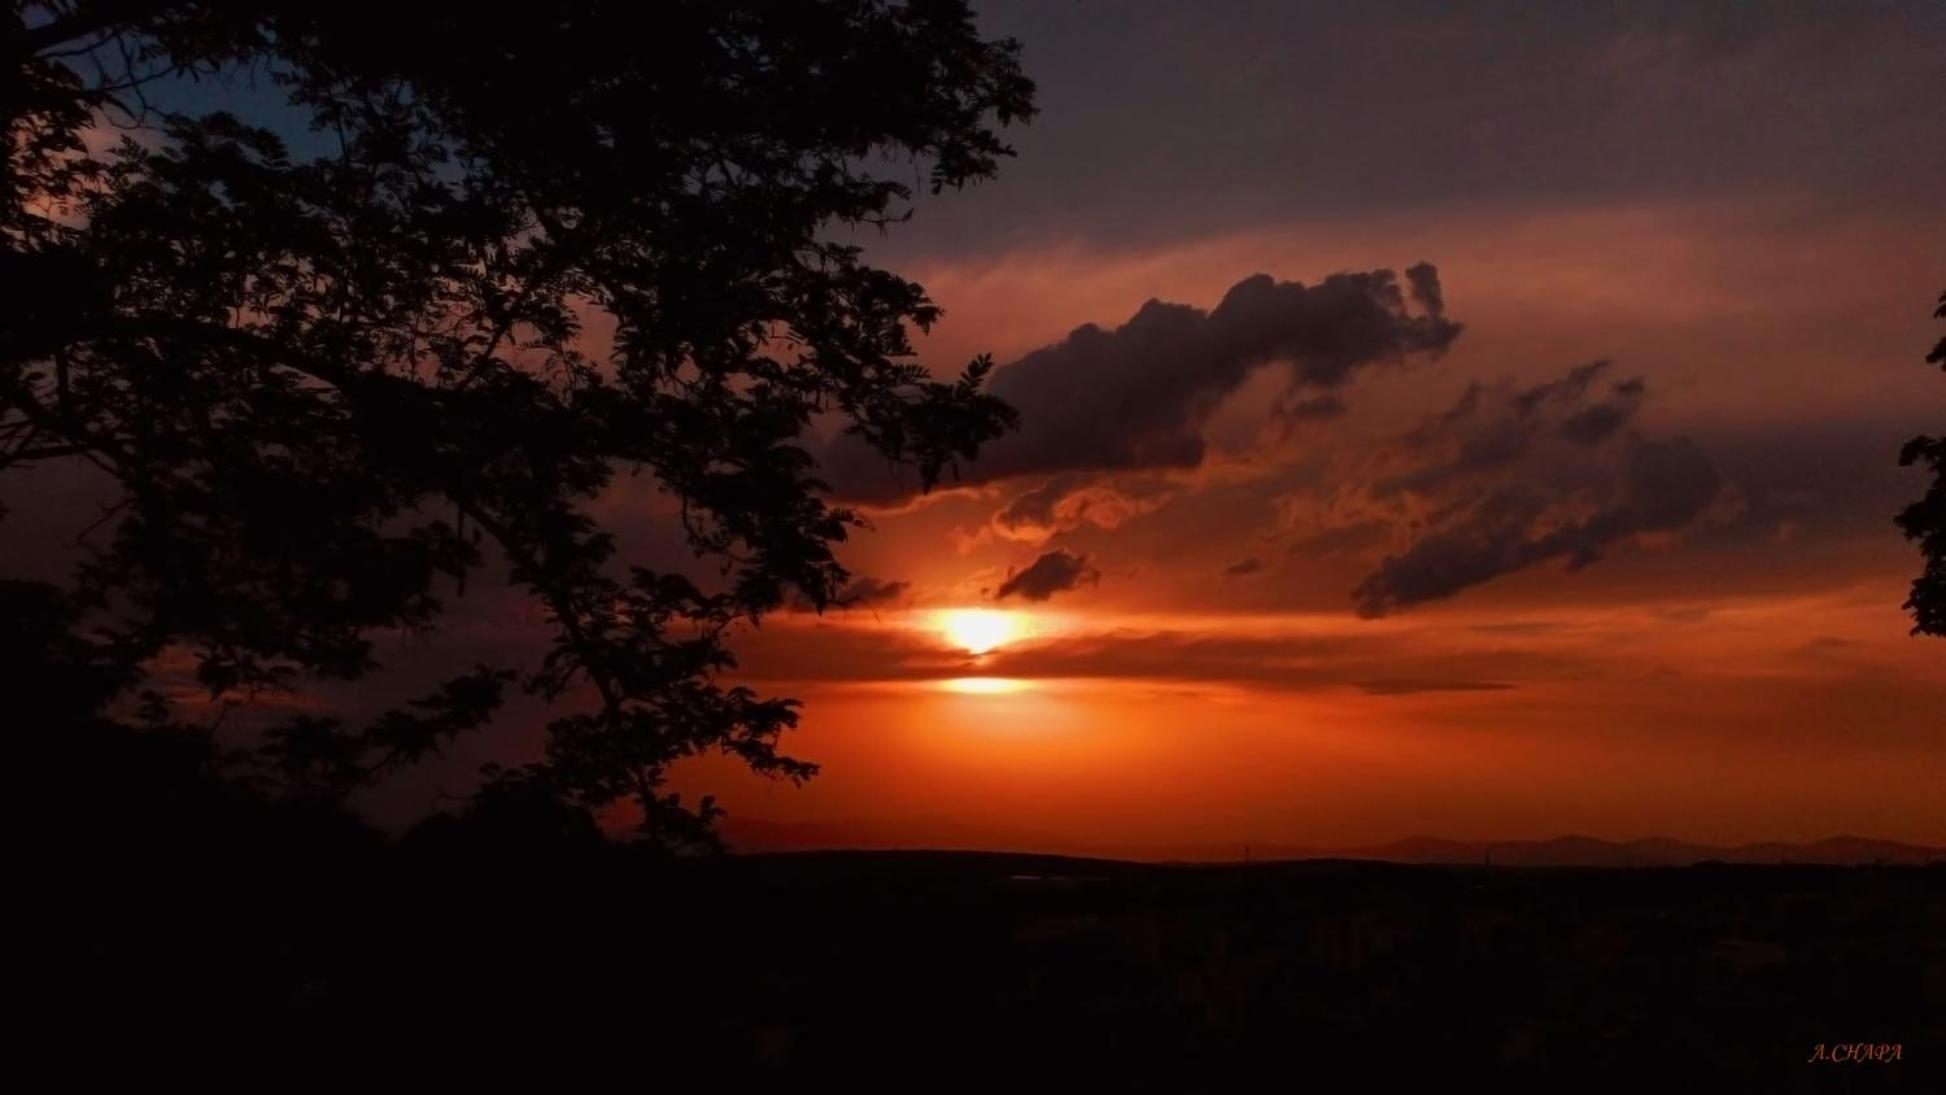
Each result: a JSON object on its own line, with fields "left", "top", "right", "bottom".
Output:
{"left": 4, "top": 2, "right": 1032, "bottom": 845}
{"left": 1897, "top": 289, "right": 1946, "bottom": 637}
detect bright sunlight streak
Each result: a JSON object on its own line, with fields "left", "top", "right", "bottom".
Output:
{"left": 940, "top": 676, "right": 1031, "bottom": 695}
{"left": 936, "top": 608, "right": 1025, "bottom": 655}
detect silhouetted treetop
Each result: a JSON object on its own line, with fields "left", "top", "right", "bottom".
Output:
{"left": 1931, "top": 290, "right": 1946, "bottom": 370}
{"left": 5, "top": 1, "right": 1033, "bottom": 844}
{"left": 1897, "top": 288, "right": 1945, "bottom": 637}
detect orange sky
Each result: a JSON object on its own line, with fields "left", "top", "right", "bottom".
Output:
{"left": 650, "top": 165, "right": 1946, "bottom": 853}
{"left": 666, "top": 567, "right": 1943, "bottom": 854}
{"left": 35, "top": 1, "right": 1933, "bottom": 854}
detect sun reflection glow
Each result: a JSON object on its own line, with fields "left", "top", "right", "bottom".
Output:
{"left": 936, "top": 608, "right": 1024, "bottom": 655}
{"left": 940, "top": 676, "right": 1031, "bottom": 695}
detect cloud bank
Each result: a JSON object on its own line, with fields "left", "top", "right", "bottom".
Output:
{"left": 825, "top": 265, "right": 1461, "bottom": 501}
{"left": 1339, "top": 362, "right": 1726, "bottom": 616}
{"left": 995, "top": 549, "right": 1100, "bottom": 602}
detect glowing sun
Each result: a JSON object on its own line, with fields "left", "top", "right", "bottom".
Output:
{"left": 936, "top": 608, "right": 1023, "bottom": 656}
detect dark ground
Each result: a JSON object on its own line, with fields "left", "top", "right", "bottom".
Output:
{"left": 47, "top": 822, "right": 1945, "bottom": 1089}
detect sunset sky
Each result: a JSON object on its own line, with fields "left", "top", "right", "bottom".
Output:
{"left": 27, "top": 1, "right": 1941, "bottom": 855}
{"left": 697, "top": 0, "right": 1946, "bottom": 852}
{"left": 645, "top": 1, "right": 1945, "bottom": 854}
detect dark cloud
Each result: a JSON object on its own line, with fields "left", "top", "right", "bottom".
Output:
{"left": 826, "top": 267, "right": 1460, "bottom": 500}
{"left": 1345, "top": 363, "right": 1724, "bottom": 616}
{"left": 1376, "top": 360, "right": 1644, "bottom": 498}
{"left": 833, "top": 575, "right": 911, "bottom": 607}
{"left": 995, "top": 549, "right": 1101, "bottom": 602}
{"left": 989, "top": 473, "right": 1173, "bottom": 542}
{"left": 1353, "top": 445, "right": 1726, "bottom": 614}
{"left": 992, "top": 474, "right": 1075, "bottom": 530}
{"left": 1222, "top": 556, "right": 1265, "bottom": 578}
{"left": 982, "top": 267, "right": 1460, "bottom": 478}
{"left": 1404, "top": 262, "right": 1445, "bottom": 318}
{"left": 788, "top": 575, "right": 911, "bottom": 612}
{"left": 1270, "top": 392, "right": 1349, "bottom": 427}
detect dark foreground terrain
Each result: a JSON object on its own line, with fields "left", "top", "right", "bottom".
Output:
{"left": 50, "top": 821, "right": 1944, "bottom": 1089}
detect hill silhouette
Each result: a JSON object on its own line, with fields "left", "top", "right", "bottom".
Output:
{"left": 718, "top": 817, "right": 1942, "bottom": 866}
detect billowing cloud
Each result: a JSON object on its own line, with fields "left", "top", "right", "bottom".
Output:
{"left": 825, "top": 266, "right": 1461, "bottom": 500}
{"left": 980, "top": 265, "right": 1459, "bottom": 479}
{"left": 989, "top": 473, "right": 1174, "bottom": 543}
{"left": 1374, "top": 360, "right": 1645, "bottom": 498}
{"left": 1335, "top": 362, "right": 1725, "bottom": 616}
{"left": 995, "top": 549, "right": 1100, "bottom": 602}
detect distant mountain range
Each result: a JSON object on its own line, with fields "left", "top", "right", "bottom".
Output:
{"left": 720, "top": 819, "right": 1942, "bottom": 866}
{"left": 1279, "top": 834, "right": 1942, "bottom": 867}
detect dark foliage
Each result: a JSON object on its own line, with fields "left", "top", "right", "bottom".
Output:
{"left": 1897, "top": 289, "right": 1945, "bottom": 636}
{"left": 3, "top": 1, "right": 1032, "bottom": 843}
